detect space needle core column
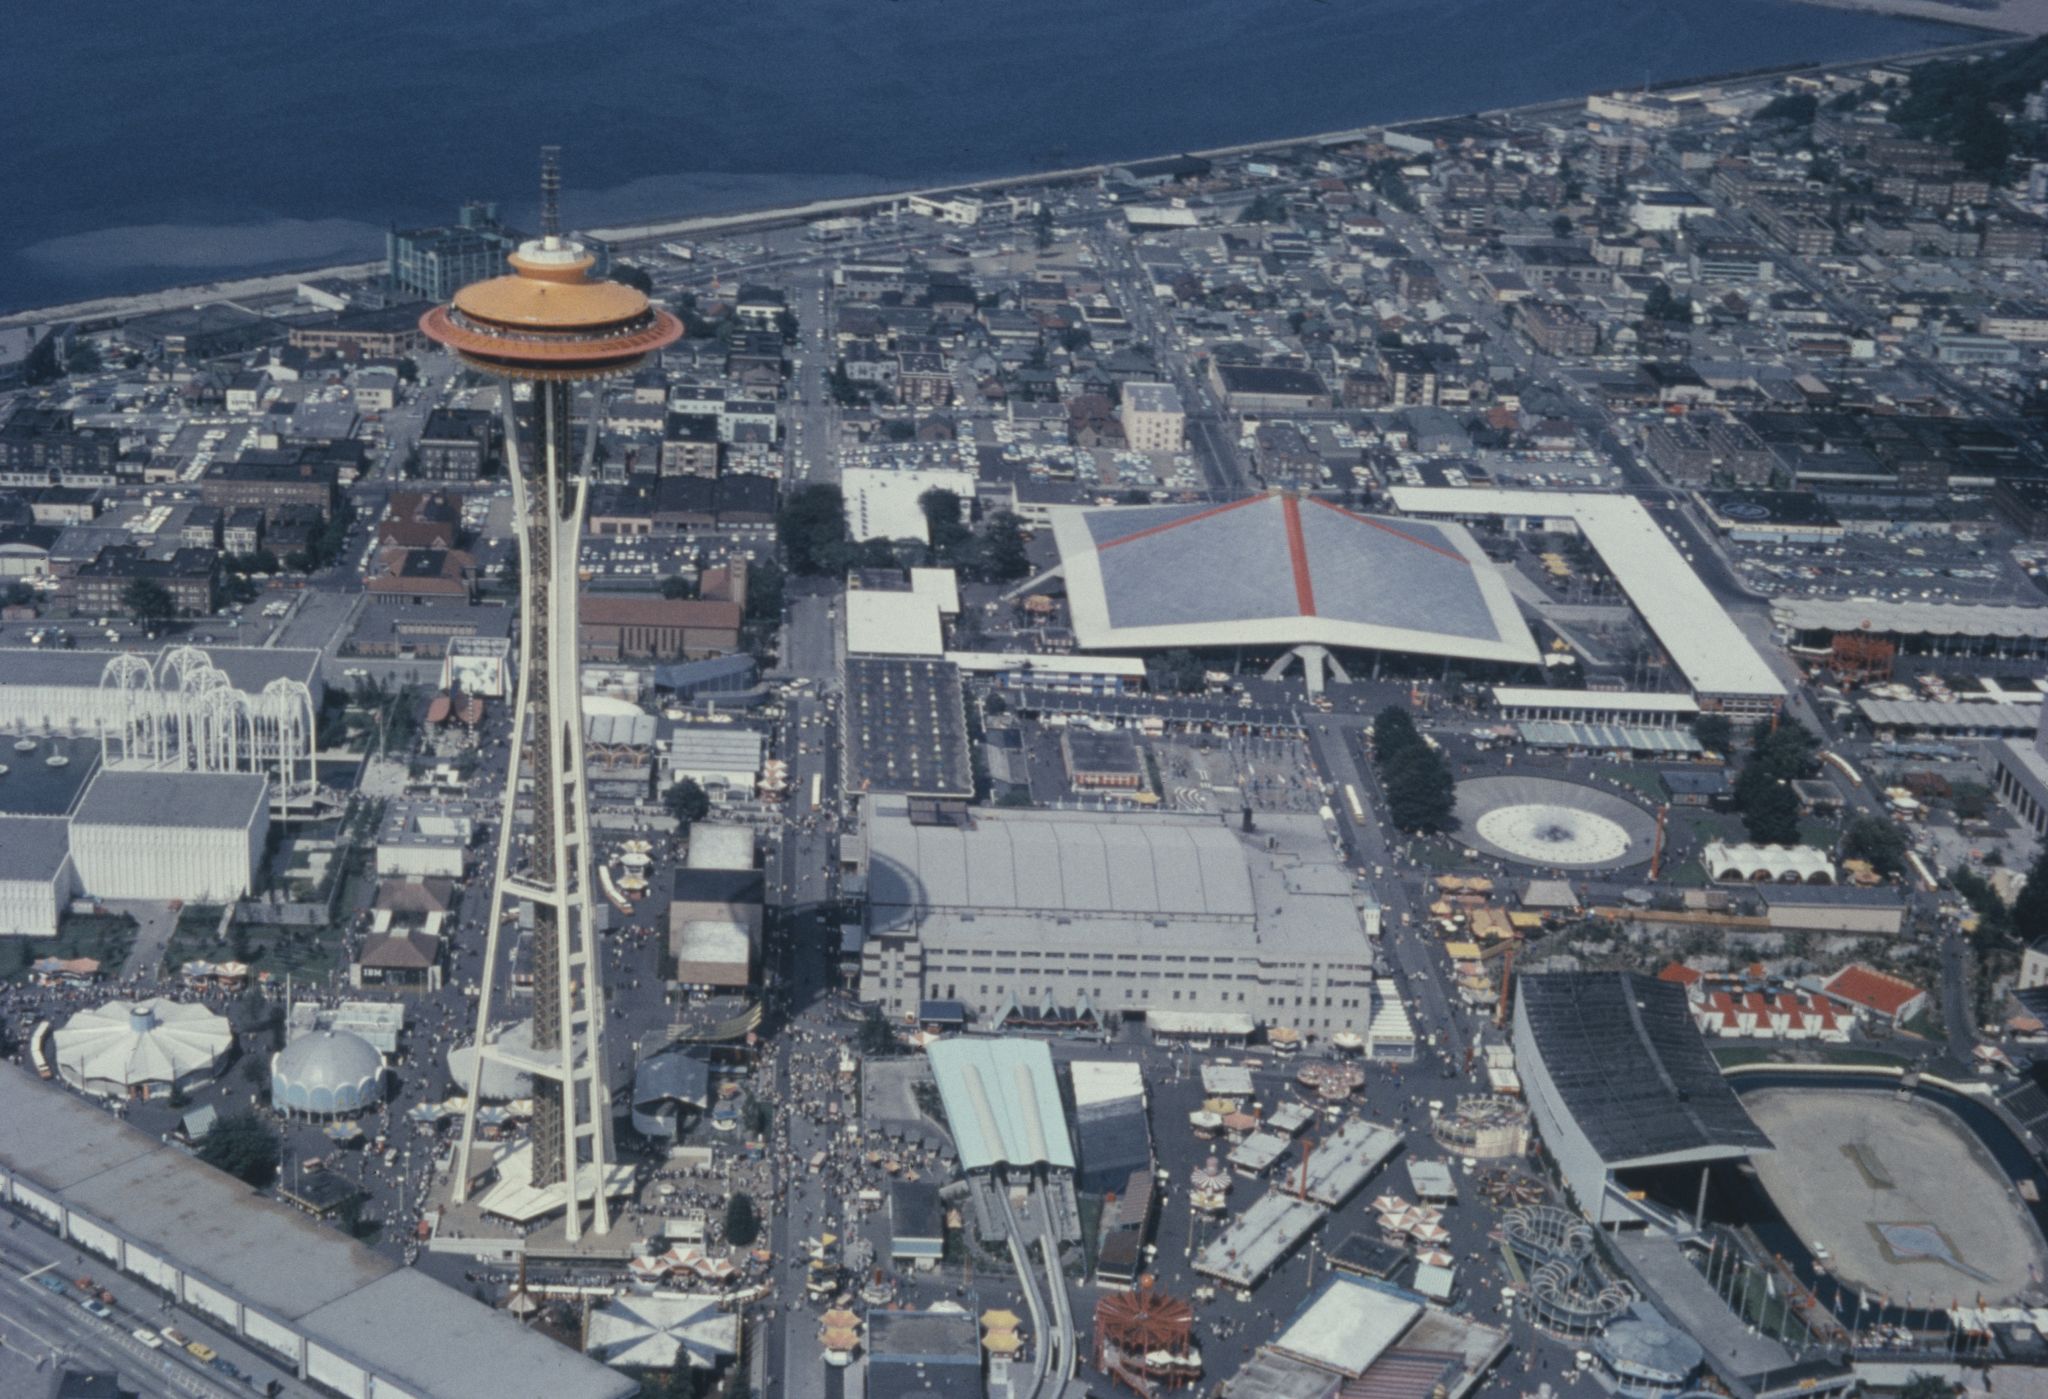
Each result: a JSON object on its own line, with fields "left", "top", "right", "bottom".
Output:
{"left": 423, "top": 151, "right": 680, "bottom": 1241}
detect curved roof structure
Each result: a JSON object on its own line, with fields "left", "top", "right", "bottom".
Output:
{"left": 926, "top": 1038, "right": 1074, "bottom": 1173}
{"left": 271, "top": 1030, "right": 384, "bottom": 1117}
{"left": 53, "top": 998, "right": 232, "bottom": 1096}
{"left": 1051, "top": 496, "right": 1537, "bottom": 664}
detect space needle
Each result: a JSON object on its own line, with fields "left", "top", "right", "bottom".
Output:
{"left": 424, "top": 149, "right": 680, "bottom": 1240}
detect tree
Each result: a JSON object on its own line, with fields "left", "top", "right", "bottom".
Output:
{"left": 1551, "top": 214, "right": 1575, "bottom": 240}
{"left": 1371, "top": 705, "right": 1423, "bottom": 764}
{"left": 661, "top": 575, "right": 699, "bottom": 600}
{"left": 743, "top": 557, "right": 785, "bottom": 626}
{"left": 198, "top": 1111, "right": 281, "bottom": 1188}
{"left": 724, "top": 1192, "right": 761, "bottom": 1247}
{"left": 1149, "top": 649, "right": 1207, "bottom": 695}
{"left": 395, "top": 357, "right": 419, "bottom": 384}
{"left": 1738, "top": 778, "right": 1801, "bottom": 845}
{"left": 778, "top": 483, "right": 848, "bottom": 576}
{"left": 1750, "top": 719, "right": 1819, "bottom": 783}
{"left": 666, "top": 778, "right": 710, "bottom": 831}
{"left": 1033, "top": 204, "right": 1055, "bottom": 251}
{"left": 1644, "top": 282, "right": 1693, "bottom": 325}
{"left": 856, "top": 1006, "right": 902, "bottom": 1058}
{"left": 972, "top": 511, "right": 1031, "bottom": 583}
{"left": 1755, "top": 92, "right": 1819, "bottom": 125}
{"left": 920, "top": 487, "right": 972, "bottom": 563}
{"left": 2013, "top": 846, "right": 2048, "bottom": 945}
{"left": 1898, "top": 1376, "right": 1956, "bottom": 1399}
{"left": 1382, "top": 744, "right": 1457, "bottom": 833}
{"left": 1841, "top": 814, "right": 1908, "bottom": 876}
{"left": 122, "top": 577, "right": 177, "bottom": 626}
{"left": 1691, "top": 712, "right": 1732, "bottom": 754}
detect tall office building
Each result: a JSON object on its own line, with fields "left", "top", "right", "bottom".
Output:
{"left": 422, "top": 151, "right": 681, "bottom": 1240}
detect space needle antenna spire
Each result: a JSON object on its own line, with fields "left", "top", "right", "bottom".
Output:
{"left": 540, "top": 144, "right": 562, "bottom": 243}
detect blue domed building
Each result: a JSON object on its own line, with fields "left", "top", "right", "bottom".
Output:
{"left": 270, "top": 1029, "right": 384, "bottom": 1118}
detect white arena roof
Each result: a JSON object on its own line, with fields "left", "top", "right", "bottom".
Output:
{"left": 1390, "top": 488, "right": 1784, "bottom": 702}
{"left": 1051, "top": 495, "right": 1538, "bottom": 665}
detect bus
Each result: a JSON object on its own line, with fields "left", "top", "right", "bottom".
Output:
{"left": 1821, "top": 750, "right": 1864, "bottom": 788}
{"left": 809, "top": 772, "right": 824, "bottom": 812}
{"left": 1344, "top": 784, "right": 1366, "bottom": 822}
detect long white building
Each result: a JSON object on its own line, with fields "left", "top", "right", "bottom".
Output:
{"left": 70, "top": 770, "right": 269, "bottom": 903}
{"left": 1390, "top": 489, "right": 1785, "bottom": 716}
{"left": 0, "top": 816, "right": 76, "bottom": 937}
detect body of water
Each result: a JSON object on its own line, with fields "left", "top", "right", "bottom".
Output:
{"left": 3, "top": 0, "right": 1976, "bottom": 312}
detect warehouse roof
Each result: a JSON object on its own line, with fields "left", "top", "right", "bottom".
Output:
{"left": 1516, "top": 971, "right": 1771, "bottom": 1167}
{"left": 1492, "top": 687, "right": 1699, "bottom": 715}
{"left": 668, "top": 727, "right": 765, "bottom": 770}
{"left": 1391, "top": 488, "right": 1783, "bottom": 700}
{"left": 0, "top": 1069, "right": 632, "bottom": 1399}
{"left": 842, "top": 656, "right": 973, "bottom": 799}
{"left": 1051, "top": 496, "right": 1538, "bottom": 665}
{"left": 1069, "top": 1059, "right": 1147, "bottom": 1110}
{"left": 865, "top": 797, "right": 1372, "bottom": 961}
{"left": 1270, "top": 1275, "right": 1423, "bottom": 1378}
{"left": 1858, "top": 699, "right": 2038, "bottom": 734}
{"left": 1773, "top": 597, "right": 2048, "bottom": 640}
{"left": 925, "top": 1038, "right": 1074, "bottom": 1173}
{"left": 73, "top": 771, "right": 267, "bottom": 830}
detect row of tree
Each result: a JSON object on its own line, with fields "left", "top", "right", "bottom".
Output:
{"left": 1371, "top": 705, "right": 1456, "bottom": 834}
{"left": 777, "top": 483, "right": 1030, "bottom": 582}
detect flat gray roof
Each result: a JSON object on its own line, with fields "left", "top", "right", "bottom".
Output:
{"left": 74, "top": 770, "right": 267, "bottom": 829}
{"left": 0, "top": 1069, "right": 634, "bottom": 1399}
{"left": 0, "top": 816, "right": 71, "bottom": 881}
{"left": 1774, "top": 596, "right": 2048, "bottom": 640}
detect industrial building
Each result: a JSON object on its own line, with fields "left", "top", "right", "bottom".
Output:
{"left": 857, "top": 796, "right": 1380, "bottom": 1039}
{"left": 841, "top": 656, "right": 974, "bottom": 799}
{"left": 1051, "top": 497, "right": 1539, "bottom": 683}
{"left": 1512, "top": 971, "right": 1772, "bottom": 1227}
{"left": 0, "top": 1067, "right": 635, "bottom": 1399}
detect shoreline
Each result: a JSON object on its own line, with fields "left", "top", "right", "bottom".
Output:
{"left": 0, "top": 30, "right": 2012, "bottom": 333}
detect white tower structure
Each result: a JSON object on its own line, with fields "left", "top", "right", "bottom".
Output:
{"left": 423, "top": 149, "right": 681, "bottom": 1240}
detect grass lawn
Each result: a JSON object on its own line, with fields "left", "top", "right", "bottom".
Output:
{"left": 1607, "top": 765, "right": 1669, "bottom": 805}
{"left": 0, "top": 913, "right": 138, "bottom": 982}
{"left": 160, "top": 904, "right": 229, "bottom": 973}
{"left": 234, "top": 925, "right": 342, "bottom": 981}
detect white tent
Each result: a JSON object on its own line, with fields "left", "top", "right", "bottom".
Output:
{"left": 585, "top": 1294, "right": 739, "bottom": 1370}
{"left": 54, "top": 998, "right": 233, "bottom": 1099}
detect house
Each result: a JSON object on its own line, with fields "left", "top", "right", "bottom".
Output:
{"left": 353, "top": 932, "right": 444, "bottom": 993}
{"left": 1820, "top": 963, "right": 1927, "bottom": 1028}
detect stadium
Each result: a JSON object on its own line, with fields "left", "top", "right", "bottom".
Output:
{"left": 1049, "top": 495, "right": 1540, "bottom": 683}
{"left": 1513, "top": 973, "right": 2048, "bottom": 1374}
